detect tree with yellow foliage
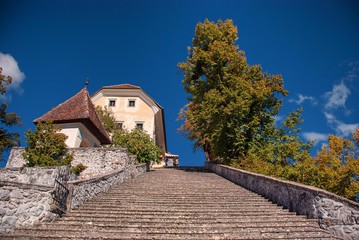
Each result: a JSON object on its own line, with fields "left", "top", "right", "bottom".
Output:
{"left": 295, "top": 130, "right": 359, "bottom": 201}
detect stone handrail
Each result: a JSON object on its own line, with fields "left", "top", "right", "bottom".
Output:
{"left": 205, "top": 162, "right": 359, "bottom": 240}
{"left": 66, "top": 164, "right": 146, "bottom": 210}
{"left": 136, "top": 163, "right": 147, "bottom": 174}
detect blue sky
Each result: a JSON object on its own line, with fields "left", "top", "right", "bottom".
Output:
{"left": 1, "top": 0, "right": 359, "bottom": 167}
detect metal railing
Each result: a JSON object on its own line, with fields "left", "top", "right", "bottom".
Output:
{"left": 52, "top": 178, "right": 69, "bottom": 213}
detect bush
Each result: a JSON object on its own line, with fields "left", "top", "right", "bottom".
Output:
{"left": 71, "top": 163, "right": 87, "bottom": 175}
{"left": 23, "top": 121, "right": 73, "bottom": 167}
{"left": 112, "top": 128, "right": 162, "bottom": 164}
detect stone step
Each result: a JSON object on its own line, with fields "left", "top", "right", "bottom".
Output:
{"left": 7, "top": 227, "right": 335, "bottom": 240}
{"left": 0, "top": 232, "right": 337, "bottom": 240}
{"left": 69, "top": 209, "right": 295, "bottom": 216}
{"left": 88, "top": 198, "right": 269, "bottom": 203}
{"left": 95, "top": 192, "right": 268, "bottom": 198}
{"left": 86, "top": 196, "right": 270, "bottom": 201}
{"left": 33, "top": 220, "right": 320, "bottom": 229}
{"left": 81, "top": 202, "right": 285, "bottom": 211}
{"left": 57, "top": 214, "right": 311, "bottom": 223}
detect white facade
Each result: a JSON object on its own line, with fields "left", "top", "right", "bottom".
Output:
{"left": 59, "top": 123, "right": 101, "bottom": 148}
{"left": 91, "top": 85, "right": 167, "bottom": 154}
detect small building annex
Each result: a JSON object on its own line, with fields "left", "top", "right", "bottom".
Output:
{"left": 34, "top": 87, "right": 111, "bottom": 148}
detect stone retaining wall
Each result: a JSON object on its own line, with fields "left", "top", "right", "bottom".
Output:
{"left": 1, "top": 147, "right": 146, "bottom": 233}
{"left": 0, "top": 166, "right": 75, "bottom": 186}
{"left": 0, "top": 181, "right": 55, "bottom": 233}
{"left": 0, "top": 166, "right": 74, "bottom": 234}
{"left": 69, "top": 148, "right": 135, "bottom": 179}
{"left": 6, "top": 147, "right": 138, "bottom": 180}
{"left": 205, "top": 162, "right": 359, "bottom": 240}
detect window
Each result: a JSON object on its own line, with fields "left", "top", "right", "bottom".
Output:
{"left": 117, "top": 122, "right": 123, "bottom": 130}
{"left": 128, "top": 100, "right": 136, "bottom": 107}
{"left": 108, "top": 99, "right": 116, "bottom": 107}
{"left": 136, "top": 123, "right": 143, "bottom": 130}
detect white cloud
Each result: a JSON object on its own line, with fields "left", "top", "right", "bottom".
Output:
{"left": 0, "top": 52, "right": 25, "bottom": 94}
{"left": 323, "top": 111, "right": 358, "bottom": 137}
{"left": 324, "top": 81, "right": 350, "bottom": 110}
{"left": 318, "top": 61, "right": 359, "bottom": 139}
{"left": 324, "top": 112, "right": 336, "bottom": 122}
{"left": 289, "top": 94, "right": 317, "bottom": 105}
{"left": 336, "top": 122, "right": 359, "bottom": 137}
{"left": 302, "top": 132, "right": 328, "bottom": 145}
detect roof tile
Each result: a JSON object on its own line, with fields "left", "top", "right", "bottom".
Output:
{"left": 34, "top": 88, "right": 111, "bottom": 145}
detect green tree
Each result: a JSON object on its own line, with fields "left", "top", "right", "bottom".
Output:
{"left": 112, "top": 128, "right": 162, "bottom": 164}
{"left": 23, "top": 121, "right": 73, "bottom": 167}
{"left": 95, "top": 105, "right": 118, "bottom": 135}
{"left": 0, "top": 68, "right": 21, "bottom": 161}
{"left": 237, "top": 108, "right": 313, "bottom": 179}
{"left": 178, "top": 19, "right": 287, "bottom": 162}
{"left": 294, "top": 132, "right": 359, "bottom": 201}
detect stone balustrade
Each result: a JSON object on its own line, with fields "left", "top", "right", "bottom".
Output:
{"left": 67, "top": 163, "right": 146, "bottom": 210}
{"left": 205, "top": 162, "right": 359, "bottom": 240}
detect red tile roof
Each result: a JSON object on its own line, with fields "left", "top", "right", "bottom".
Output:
{"left": 34, "top": 88, "right": 111, "bottom": 145}
{"left": 102, "top": 83, "right": 141, "bottom": 89}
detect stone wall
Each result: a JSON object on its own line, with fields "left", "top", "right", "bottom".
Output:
{"left": 0, "top": 182, "right": 55, "bottom": 233}
{"left": 205, "top": 162, "right": 359, "bottom": 240}
{"left": 69, "top": 147, "right": 135, "bottom": 179}
{"left": 0, "top": 166, "right": 74, "bottom": 233}
{"left": 68, "top": 170, "right": 126, "bottom": 210}
{"left": 136, "top": 163, "right": 147, "bottom": 175}
{"left": 6, "top": 147, "right": 25, "bottom": 168}
{"left": 67, "top": 163, "right": 146, "bottom": 210}
{"left": 0, "top": 166, "right": 75, "bottom": 186}
{"left": 6, "top": 147, "right": 137, "bottom": 180}
{"left": 1, "top": 148, "right": 146, "bottom": 233}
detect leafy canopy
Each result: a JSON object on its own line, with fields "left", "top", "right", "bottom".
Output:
{"left": 95, "top": 105, "right": 118, "bottom": 135}
{"left": 112, "top": 128, "right": 162, "bottom": 164}
{"left": 23, "top": 121, "right": 73, "bottom": 167}
{"left": 178, "top": 19, "right": 287, "bottom": 162}
{"left": 178, "top": 19, "right": 359, "bottom": 202}
{"left": 293, "top": 132, "right": 359, "bottom": 201}
{"left": 0, "top": 67, "right": 21, "bottom": 161}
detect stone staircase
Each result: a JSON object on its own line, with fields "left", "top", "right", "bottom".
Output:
{"left": 1, "top": 168, "right": 339, "bottom": 239}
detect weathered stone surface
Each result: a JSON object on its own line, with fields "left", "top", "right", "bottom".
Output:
{"left": 69, "top": 147, "right": 133, "bottom": 179}
{"left": 6, "top": 147, "right": 138, "bottom": 180}
{"left": 0, "top": 189, "right": 10, "bottom": 201}
{"left": 9, "top": 189, "right": 23, "bottom": 199}
{"left": 205, "top": 162, "right": 359, "bottom": 240}
{"left": 0, "top": 166, "right": 75, "bottom": 187}
{"left": 5, "top": 147, "right": 26, "bottom": 168}
{"left": 1, "top": 147, "right": 146, "bottom": 234}
{"left": 68, "top": 168, "right": 133, "bottom": 209}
